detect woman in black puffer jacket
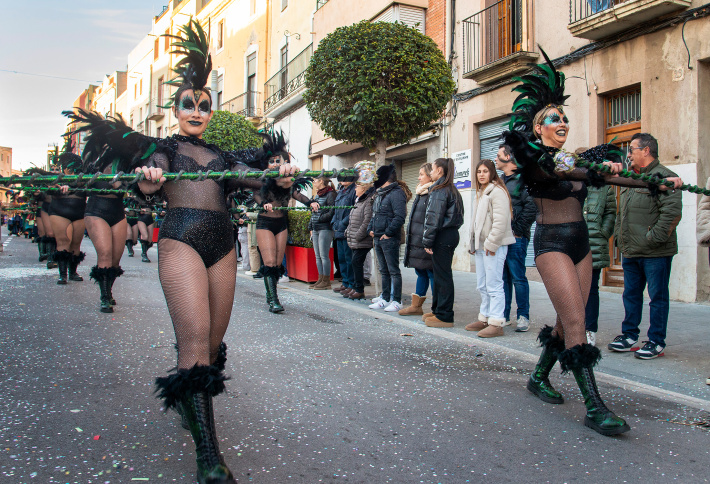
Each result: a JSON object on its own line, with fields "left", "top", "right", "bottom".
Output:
{"left": 400, "top": 162, "right": 434, "bottom": 316}
{"left": 308, "top": 176, "right": 337, "bottom": 290}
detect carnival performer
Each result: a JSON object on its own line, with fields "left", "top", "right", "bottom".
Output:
{"left": 83, "top": 165, "right": 126, "bottom": 313}
{"left": 48, "top": 140, "right": 86, "bottom": 285}
{"left": 136, "top": 205, "right": 155, "bottom": 262}
{"left": 27, "top": 171, "right": 58, "bottom": 268}
{"left": 252, "top": 135, "right": 315, "bottom": 313}
{"left": 64, "top": 19, "right": 300, "bottom": 484}
{"left": 125, "top": 199, "right": 138, "bottom": 257}
{"left": 502, "top": 51, "right": 681, "bottom": 436}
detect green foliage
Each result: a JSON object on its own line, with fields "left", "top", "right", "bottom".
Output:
{"left": 202, "top": 110, "right": 262, "bottom": 151}
{"left": 287, "top": 210, "right": 313, "bottom": 248}
{"left": 304, "top": 21, "right": 456, "bottom": 149}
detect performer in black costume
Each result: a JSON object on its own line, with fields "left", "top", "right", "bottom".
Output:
{"left": 125, "top": 199, "right": 139, "bottom": 256}
{"left": 48, "top": 140, "right": 86, "bottom": 285}
{"left": 84, "top": 164, "right": 127, "bottom": 313}
{"left": 253, "top": 137, "right": 316, "bottom": 313}
{"left": 136, "top": 206, "right": 155, "bottom": 262}
{"left": 503, "top": 51, "right": 681, "bottom": 436}
{"left": 65, "top": 19, "right": 300, "bottom": 484}
{"left": 26, "top": 169, "right": 58, "bottom": 268}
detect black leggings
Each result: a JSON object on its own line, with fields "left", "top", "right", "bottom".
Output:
{"left": 431, "top": 227, "right": 459, "bottom": 322}
{"left": 350, "top": 247, "right": 370, "bottom": 293}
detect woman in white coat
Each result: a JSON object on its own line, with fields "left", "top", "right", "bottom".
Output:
{"left": 467, "top": 159, "right": 515, "bottom": 337}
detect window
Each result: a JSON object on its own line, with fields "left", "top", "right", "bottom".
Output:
{"left": 217, "top": 20, "right": 224, "bottom": 50}
{"left": 157, "top": 126, "right": 162, "bottom": 139}
{"left": 164, "top": 28, "right": 170, "bottom": 52}
{"left": 282, "top": 0, "right": 288, "bottom": 11}
{"left": 134, "top": 84, "right": 137, "bottom": 99}
{"left": 246, "top": 53, "right": 257, "bottom": 115}
{"left": 280, "top": 45, "right": 288, "bottom": 91}
{"left": 140, "top": 79, "right": 143, "bottom": 96}
{"left": 157, "top": 76, "right": 164, "bottom": 107}
{"left": 154, "top": 37, "right": 159, "bottom": 60}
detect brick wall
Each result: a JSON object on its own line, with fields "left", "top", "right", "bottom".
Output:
{"left": 426, "top": 0, "right": 447, "bottom": 54}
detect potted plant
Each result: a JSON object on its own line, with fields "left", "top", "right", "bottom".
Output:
{"left": 285, "top": 209, "right": 333, "bottom": 283}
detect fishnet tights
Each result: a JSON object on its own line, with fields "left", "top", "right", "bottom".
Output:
{"left": 536, "top": 251, "right": 592, "bottom": 348}
{"left": 255, "top": 228, "right": 288, "bottom": 267}
{"left": 158, "top": 238, "right": 237, "bottom": 368}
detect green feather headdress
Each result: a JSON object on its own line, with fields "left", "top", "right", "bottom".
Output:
{"left": 162, "top": 18, "right": 212, "bottom": 108}
{"left": 509, "top": 47, "right": 569, "bottom": 136}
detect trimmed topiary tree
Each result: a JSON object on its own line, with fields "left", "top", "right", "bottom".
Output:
{"left": 202, "top": 110, "right": 262, "bottom": 151}
{"left": 304, "top": 20, "right": 455, "bottom": 166}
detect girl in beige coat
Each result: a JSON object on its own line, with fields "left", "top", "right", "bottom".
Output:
{"left": 466, "top": 159, "right": 516, "bottom": 337}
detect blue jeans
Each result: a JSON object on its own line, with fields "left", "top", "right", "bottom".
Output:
{"left": 414, "top": 268, "right": 434, "bottom": 297}
{"left": 312, "top": 229, "right": 333, "bottom": 276}
{"left": 621, "top": 256, "right": 673, "bottom": 346}
{"left": 374, "top": 237, "right": 402, "bottom": 302}
{"left": 282, "top": 254, "right": 287, "bottom": 277}
{"left": 502, "top": 237, "right": 530, "bottom": 321}
{"left": 336, "top": 238, "right": 353, "bottom": 288}
{"left": 585, "top": 268, "right": 602, "bottom": 332}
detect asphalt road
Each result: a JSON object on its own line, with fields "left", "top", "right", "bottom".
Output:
{"left": 0, "top": 233, "right": 708, "bottom": 483}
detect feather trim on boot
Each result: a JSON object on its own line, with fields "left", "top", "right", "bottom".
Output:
{"left": 155, "top": 364, "right": 229, "bottom": 412}
{"left": 537, "top": 325, "right": 565, "bottom": 352}
{"left": 558, "top": 344, "right": 602, "bottom": 374}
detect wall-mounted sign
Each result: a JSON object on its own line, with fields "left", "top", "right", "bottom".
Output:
{"left": 452, "top": 149, "right": 472, "bottom": 189}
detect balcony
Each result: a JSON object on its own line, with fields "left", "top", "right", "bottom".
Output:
{"left": 263, "top": 43, "right": 313, "bottom": 116}
{"left": 219, "top": 91, "right": 262, "bottom": 119}
{"left": 569, "top": 0, "right": 691, "bottom": 40}
{"left": 147, "top": 98, "right": 165, "bottom": 121}
{"left": 462, "top": 0, "right": 537, "bottom": 85}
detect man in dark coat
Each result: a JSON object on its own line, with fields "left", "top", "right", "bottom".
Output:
{"left": 497, "top": 144, "right": 537, "bottom": 332}
{"left": 331, "top": 177, "right": 357, "bottom": 295}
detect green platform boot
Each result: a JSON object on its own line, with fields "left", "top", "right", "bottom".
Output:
{"left": 527, "top": 325, "right": 565, "bottom": 404}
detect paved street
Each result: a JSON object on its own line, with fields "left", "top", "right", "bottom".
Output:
{"left": 1, "top": 229, "right": 709, "bottom": 483}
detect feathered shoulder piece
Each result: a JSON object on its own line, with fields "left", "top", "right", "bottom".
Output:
{"left": 64, "top": 108, "right": 160, "bottom": 174}
{"left": 56, "top": 137, "right": 82, "bottom": 172}
{"left": 223, "top": 129, "right": 289, "bottom": 170}
{"left": 509, "top": 48, "right": 569, "bottom": 136}
{"left": 23, "top": 167, "right": 52, "bottom": 176}
{"left": 163, "top": 19, "right": 212, "bottom": 108}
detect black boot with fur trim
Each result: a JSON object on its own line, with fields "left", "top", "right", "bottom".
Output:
{"left": 89, "top": 266, "right": 114, "bottom": 313}
{"left": 156, "top": 365, "right": 236, "bottom": 484}
{"left": 527, "top": 326, "right": 566, "bottom": 404}
{"left": 55, "top": 250, "right": 72, "bottom": 285}
{"left": 559, "top": 344, "right": 630, "bottom": 436}
{"left": 106, "top": 266, "right": 124, "bottom": 306}
{"left": 46, "top": 237, "right": 58, "bottom": 269}
{"left": 69, "top": 252, "right": 85, "bottom": 281}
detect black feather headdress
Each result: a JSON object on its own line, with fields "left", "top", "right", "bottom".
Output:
{"left": 162, "top": 19, "right": 212, "bottom": 108}
{"left": 63, "top": 108, "right": 158, "bottom": 174}
{"left": 509, "top": 48, "right": 569, "bottom": 136}
{"left": 55, "top": 137, "right": 82, "bottom": 172}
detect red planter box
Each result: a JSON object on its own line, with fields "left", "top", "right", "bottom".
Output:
{"left": 285, "top": 245, "right": 334, "bottom": 283}
{"left": 152, "top": 227, "right": 160, "bottom": 243}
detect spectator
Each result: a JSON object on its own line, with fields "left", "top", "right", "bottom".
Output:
{"left": 581, "top": 159, "right": 617, "bottom": 346}
{"left": 400, "top": 162, "right": 434, "bottom": 316}
{"left": 308, "top": 176, "right": 337, "bottom": 290}
{"left": 421, "top": 158, "right": 464, "bottom": 327}
{"left": 496, "top": 144, "right": 537, "bottom": 332}
{"left": 696, "top": 176, "right": 710, "bottom": 385}
{"left": 237, "top": 216, "right": 249, "bottom": 269}
{"left": 368, "top": 164, "right": 410, "bottom": 312}
{"left": 346, "top": 161, "right": 377, "bottom": 300}
{"left": 608, "top": 133, "right": 682, "bottom": 359}
{"left": 466, "top": 159, "right": 515, "bottom": 337}
{"left": 331, "top": 175, "right": 358, "bottom": 297}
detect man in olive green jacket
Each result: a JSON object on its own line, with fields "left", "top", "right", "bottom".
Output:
{"left": 608, "top": 133, "right": 682, "bottom": 360}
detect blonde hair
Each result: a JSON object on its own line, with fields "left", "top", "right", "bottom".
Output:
{"left": 532, "top": 105, "right": 565, "bottom": 139}
{"left": 420, "top": 162, "right": 433, "bottom": 179}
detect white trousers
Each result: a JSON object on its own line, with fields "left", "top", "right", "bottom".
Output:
{"left": 475, "top": 246, "right": 508, "bottom": 324}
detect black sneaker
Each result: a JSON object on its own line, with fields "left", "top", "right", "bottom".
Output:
{"left": 607, "top": 334, "right": 639, "bottom": 352}
{"left": 634, "top": 341, "right": 665, "bottom": 359}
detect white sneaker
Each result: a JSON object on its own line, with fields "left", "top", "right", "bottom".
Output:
{"left": 369, "top": 299, "right": 387, "bottom": 309}
{"left": 384, "top": 301, "right": 402, "bottom": 312}
{"left": 586, "top": 330, "right": 597, "bottom": 346}
{"left": 515, "top": 316, "right": 530, "bottom": 333}
{"left": 244, "top": 271, "right": 257, "bottom": 276}
{"left": 371, "top": 295, "right": 384, "bottom": 304}
{"left": 279, "top": 275, "right": 290, "bottom": 283}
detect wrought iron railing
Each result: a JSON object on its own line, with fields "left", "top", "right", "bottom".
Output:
{"left": 264, "top": 43, "right": 313, "bottom": 113}
{"left": 570, "top": 0, "right": 623, "bottom": 23}
{"left": 462, "top": 0, "right": 526, "bottom": 75}
{"left": 219, "top": 91, "right": 262, "bottom": 118}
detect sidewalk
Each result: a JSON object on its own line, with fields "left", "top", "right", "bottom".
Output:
{"left": 265, "top": 264, "right": 710, "bottom": 406}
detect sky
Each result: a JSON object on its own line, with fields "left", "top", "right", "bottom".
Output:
{"left": 0, "top": 1, "right": 161, "bottom": 170}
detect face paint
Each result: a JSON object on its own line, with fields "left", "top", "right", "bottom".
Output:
{"left": 178, "top": 95, "right": 195, "bottom": 115}
{"left": 198, "top": 100, "right": 211, "bottom": 116}
{"left": 543, "top": 113, "right": 569, "bottom": 126}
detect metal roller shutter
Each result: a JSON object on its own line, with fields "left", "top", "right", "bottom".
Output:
{"left": 478, "top": 118, "right": 535, "bottom": 267}
{"left": 400, "top": 156, "right": 427, "bottom": 259}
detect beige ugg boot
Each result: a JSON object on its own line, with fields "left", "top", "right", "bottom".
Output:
{"left": 314, "top": 275, "right": 332, "bottom": 290}
{"left": 424, "top": 314, "right": 454, "bottom": 328}
{"left": 477, "top": 317, "right": 505, "bottom": 338}
{"left": 465, "top": 313, "right": 489, "bottom": 331}
{"left": 421, "top": 312, "right": 434, "bottom": 322}
{"left": 399, "top": 294, "right": 426, "bottom": 316}
{"left": 309, "top": 275, "right": 324, "bottom": 289}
